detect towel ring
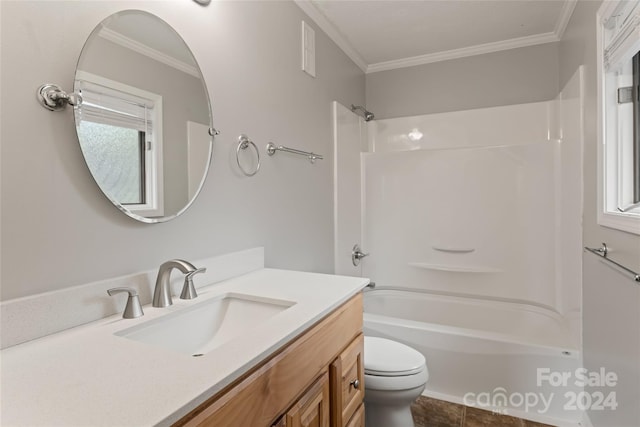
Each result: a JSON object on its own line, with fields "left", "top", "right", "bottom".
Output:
{"left": 236, "top": 134, "right": 260, "bottom": 177}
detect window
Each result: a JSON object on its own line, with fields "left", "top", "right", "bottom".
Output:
{"left": 77, "top": 122, "right": 146, "bottom": 204}
{"left": 74, "top": 71, "right": 164, "bottom": 217}
{"left": 597, "top": 0, "right": 640, "bottom": 234}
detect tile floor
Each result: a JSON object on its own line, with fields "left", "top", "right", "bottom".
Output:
{"left": 411, "top": 396, "right": 556, "bottom": 427}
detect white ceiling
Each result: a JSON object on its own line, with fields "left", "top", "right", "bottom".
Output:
{"left": 295, "top": 0, "right": 577, "bottom": 73}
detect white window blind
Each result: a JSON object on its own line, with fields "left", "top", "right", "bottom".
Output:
{"left": 75, "top": 80, "right": 154, "bottom": 133}
{"left": 604, "top": 2, "right": 640, "bottom": 71}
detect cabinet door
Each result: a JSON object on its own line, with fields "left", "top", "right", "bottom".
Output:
{"left": 345, "top": 404, "right": 364, "bottom": 427}
{"left": 286, "top": 372, "right": 330, "bottom": 427}
{"left": 330, "top": 334, "right": 365, "bottom": 427}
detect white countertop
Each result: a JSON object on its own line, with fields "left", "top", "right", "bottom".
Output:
{"left": 1, "top": 268, "right": 368, "bottom": 426}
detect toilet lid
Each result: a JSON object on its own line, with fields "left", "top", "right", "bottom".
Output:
{"left": 364, "top": 336, "right": 426, "bottom": 377}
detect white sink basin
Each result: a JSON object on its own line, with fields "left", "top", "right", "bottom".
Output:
{"left": 115, "top": 293, "right": 295, "bottom": 356}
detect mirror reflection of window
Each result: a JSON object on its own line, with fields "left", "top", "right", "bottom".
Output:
{"left": 76, "top": 122, "right": 145, "bottom": 204}
{"left": 74, "top": 72, "right": 164, "bottom": 217}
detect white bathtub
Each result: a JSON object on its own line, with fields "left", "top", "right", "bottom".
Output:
{"left": 363, "top": 289, "right": 582, "bottom": 426}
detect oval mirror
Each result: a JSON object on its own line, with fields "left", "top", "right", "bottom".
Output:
{"left": 74, "top": 10, "right": 214, "bottom": 223}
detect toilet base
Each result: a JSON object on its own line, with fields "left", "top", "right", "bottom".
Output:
{"left": 365, "top": 403, "right": 415, "bottom": 427}
{"left": 364, "top": 385, "right": 425, "bottom": 427}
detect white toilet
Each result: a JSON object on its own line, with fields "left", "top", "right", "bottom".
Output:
{"left": 363, "top": 336, "right": 429, "bottom": 427}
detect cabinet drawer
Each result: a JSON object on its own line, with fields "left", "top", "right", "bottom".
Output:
{"left": 330, "top": 334, "right": 364, "bottom": 427}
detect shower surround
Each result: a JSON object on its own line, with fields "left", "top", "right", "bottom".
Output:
{"left": 334, "top": 68, "right": 584, "bottom": 426}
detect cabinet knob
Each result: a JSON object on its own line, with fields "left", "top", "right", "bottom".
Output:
{"left": 350, "top": 379, "right": 360, "bottom": 389}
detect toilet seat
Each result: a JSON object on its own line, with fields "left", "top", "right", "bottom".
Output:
{"left": 364, "top": 336, "right": 426, "bottom": 377}
{"left": 365, "top": 368, "right": 429, "bottom": 391}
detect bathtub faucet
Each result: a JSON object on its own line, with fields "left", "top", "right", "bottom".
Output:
{"left": 352, "top": 244, "right": 370, "bottom": 266}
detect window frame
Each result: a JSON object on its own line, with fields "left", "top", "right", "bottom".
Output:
{"left": 597, "top": 0, "right": 640, "bottom": 235}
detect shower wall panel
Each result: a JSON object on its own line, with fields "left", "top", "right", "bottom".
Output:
{"left": 362, "top": 143, "right": 559, "bottom": 309}
{"left": 554, "top": 67, "right": 584, "bottom": 338}
{"left": 333, "top": 102, "right": 366, "bottom": 276}
{"left": 334, "top": 96, "right": 582, "bottom": 320}
{"left": 368, "top": 101, "right": 553, "bottom": 153}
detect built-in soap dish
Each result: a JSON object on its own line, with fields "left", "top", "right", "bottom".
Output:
{"left": 408, "top": 262, "right": 502, "bottom": 274}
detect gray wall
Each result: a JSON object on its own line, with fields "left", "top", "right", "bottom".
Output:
{"left": 559, "top": 1, "right": 640, "bottom": 426}
{"left": 366, "top": 42, "right": 560, "bottom": 119}
{"left": 0, "top": 0, "right": 365, "bottom": 300}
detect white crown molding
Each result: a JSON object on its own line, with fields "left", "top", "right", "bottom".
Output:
{"left": 555, "top": 0, "right": 578, "bottom": 40}
{"left": 367, "top": 31, "right": 559, "bottom": 73}
{"left": 296, "top": 0, "right": 578, "bottom": 75}
{"left": 294, "top": 0, "right": 368, "bottom": 73}
{"left": 98, "top": 27, "right": 200, "bottom": 78}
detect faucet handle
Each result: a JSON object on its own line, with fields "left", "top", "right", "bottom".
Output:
{"left": 107, "top": 287, "right": 144, "bottom": 319}
{"left": 180, "top": 267, "right": 207, "bottom": 300}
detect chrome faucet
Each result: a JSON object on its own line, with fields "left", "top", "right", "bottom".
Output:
{"left": 152, "top": 259, "right": 206, "bottom": 308}
{"left": 107, "top": 287, "right": 144, "bottom": 318}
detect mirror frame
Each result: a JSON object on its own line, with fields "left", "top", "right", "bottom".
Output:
{"left": 73, "top": 9, "right": 214, "bottom": 223}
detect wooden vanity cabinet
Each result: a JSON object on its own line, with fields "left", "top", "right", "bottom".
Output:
{"left": 283, "top": 371, "right": 330, "bottom": 427}
{"left": 344, "top": 404, "right": 365, "bottom": 427}
{"left": 330, "top": 334, "right": 365, "bottom": 427}
{"left": 177, "top": 293, "right": 364, "bottom": 427}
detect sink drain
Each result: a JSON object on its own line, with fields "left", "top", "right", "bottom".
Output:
{"left": 192, "top": 353, "right": 204, "bottom": 357}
